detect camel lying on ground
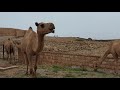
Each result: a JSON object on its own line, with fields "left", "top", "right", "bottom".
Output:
{"left": 95, "top": 41, "right": 120, "bottom": 74}
{"left": 3, "top": 38, "right": 15, "bottom": 64}
{"left": 18, "top": 22, "right": 55, "bottom": 77}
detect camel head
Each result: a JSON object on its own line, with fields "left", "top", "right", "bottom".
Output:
{"left": 35, "top": 22, "right": 55, "bottom": 35}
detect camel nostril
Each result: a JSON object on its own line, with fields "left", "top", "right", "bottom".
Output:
{"left": 52, "top": 30, "right": 55, "bottom": 33}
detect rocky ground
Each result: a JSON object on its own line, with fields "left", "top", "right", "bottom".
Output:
{"left": 0, "top": 59, "right": 119, "bottom": 78}
{"left": 0, "top": 36, "right": 120, "bottom": 78}
{"left": 43, "top": 36, "right": 113, "bottom": 57}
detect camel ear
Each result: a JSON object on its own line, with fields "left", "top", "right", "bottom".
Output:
{"left": 35, "top": 22, "right": 39, "bottom": 26}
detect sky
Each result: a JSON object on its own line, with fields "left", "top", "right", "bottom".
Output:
{"left": 0, "top": 12, "right": 120, "bottom": 40}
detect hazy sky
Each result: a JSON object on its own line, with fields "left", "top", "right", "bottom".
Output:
{"left": 0, "top": 12, "right": 120, "bottom": 39}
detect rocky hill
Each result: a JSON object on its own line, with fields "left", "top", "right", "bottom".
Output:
{"left": 43, "top": 36, "right": 113, "bottom": 56}
{"left": 0, "top": 36, "right": 118, "bottom": 57}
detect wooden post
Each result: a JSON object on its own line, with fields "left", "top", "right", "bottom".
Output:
{"left": 3, "top": 44, "right": 4, "bottom": 59}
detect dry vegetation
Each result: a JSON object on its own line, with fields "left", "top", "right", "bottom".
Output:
{"left": 0, "top": 60, "right": 119, "bottom": 78}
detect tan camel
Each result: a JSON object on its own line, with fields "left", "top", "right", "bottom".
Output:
{"left": 94, "top": 41, "right": 120, "bottom": 74}
{"left": 13, "top": 40, "right": 25, "bottom": 64}
{"left": 3, "top": 38, "right": 15, "bottom": 64}
{"left": 13, "top": 40, "right": 21, "bottom": 49}
{"left": 20, "top": 22, "right": 55, "bottom": 77}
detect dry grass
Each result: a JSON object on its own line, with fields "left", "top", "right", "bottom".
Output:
{"left": 6, "top": 65, "right": 120, "bottom": 78}
{"left": 0, "top": 59, "right": 119, "bottom": 78}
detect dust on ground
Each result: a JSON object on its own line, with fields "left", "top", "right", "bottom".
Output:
{"left": 0, "top": 59, "right": 119, "bottom": 78}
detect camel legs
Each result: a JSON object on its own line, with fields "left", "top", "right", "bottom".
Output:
{"left": 112, "top": 53, "right": 119, "bottom": 74}
{"left": 6, "top": 53, "right": 9, "bottom": 61}
{"left": 34, "top": 54, "right": 39, "bottom": 76}
{"left": 5, "top": 50, "right": 9, "bottom": 61}
{"left": 94, "top": 49, "right": 110, "bottom": 71}
{"left": 9, "top": 53, "right": 12, "bottom": 64}
{"left": 27, "top": 54, "right": 35, "bottom": 76}
{"left": 13, "top": 51, "right": 15, "bottom": 64}
{"left": 23, "top": 52, "right": 29, "bottom": 75}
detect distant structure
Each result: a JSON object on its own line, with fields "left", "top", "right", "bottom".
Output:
{"left": 88, "top": 38, "right": 92, "bottom": 41}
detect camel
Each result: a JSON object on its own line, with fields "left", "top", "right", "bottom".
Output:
{"left": 3, "top": 38, "right": 15, "bottom": 64}
{"left": 19, "top": 22, "right": 55, "bottom": 77}
{"left": 94, "top": 41, "right": 120, "bottom": 74}
{"left": 13, "top": 40, "right": 25, "bottom": 64}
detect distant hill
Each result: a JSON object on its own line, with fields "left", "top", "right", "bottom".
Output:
{"left": 0, "top": 28, "right": 26, "bottom": 37}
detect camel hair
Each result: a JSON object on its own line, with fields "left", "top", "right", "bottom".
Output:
{"left": 94, "top": 41, "right": 120, "bottom": 74}
{"left": 19, "top": 22, "right": 55, "bottom": 77}
{"left": 3, "top": 38, "right": 16, "bottom": 64}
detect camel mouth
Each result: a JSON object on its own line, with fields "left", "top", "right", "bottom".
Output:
{"left": 49, "top": 25, "right": 55, "bottom": 33}
{"left": 49, "top": 28, "right": 55, "bottom": 33}
{"left": 52, "top": 30, "right": 55, "bottom": 33}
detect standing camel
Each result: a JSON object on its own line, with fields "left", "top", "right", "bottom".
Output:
{"left": 13, "top": 40, "right": 25, "bottom": 64}
{"left": 3, "top": 38, "right": 15, "bottom": 64}
{"left": 20, "top": 22, "right": 55, "bottom": 77}
{"left": 94, "top": 41, "right": 120, "bottom": 74}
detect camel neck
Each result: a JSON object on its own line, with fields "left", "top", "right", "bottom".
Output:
{"left": 36, "top": 33, "right": 45, "bottom": 53}
{"left": 38, "top": 33, "right": 44, "bottom": 43}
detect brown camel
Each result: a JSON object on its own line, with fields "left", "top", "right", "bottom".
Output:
{"left": 3, "top": 38, "right": 15, "bottom": 64}
{"left": 20, "top": 22, "right": 55, "bottom": 77}
{"left": 94, "top": 41, "right": 120, "bottom": 74}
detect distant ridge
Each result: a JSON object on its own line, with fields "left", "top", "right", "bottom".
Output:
{"left": 0, "top": 28, "right": 26, "bottom": 37}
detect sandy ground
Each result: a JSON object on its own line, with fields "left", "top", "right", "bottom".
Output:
{"left": 0, "top": 59, "right": 119, "bottom": 78}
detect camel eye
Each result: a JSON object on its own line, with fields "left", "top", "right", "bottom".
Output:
{"left": 40, "top": 24, "right": 44, "bottom": 28}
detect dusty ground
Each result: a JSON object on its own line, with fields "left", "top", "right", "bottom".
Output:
{"left": 0, "top": 59, "right": 119, "bottom": 78}
{"left": 0, "top": 36, "right": 120, "bottom": 78}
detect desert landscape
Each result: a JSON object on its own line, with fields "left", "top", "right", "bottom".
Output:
{"left": 0, "top": 28, "right": 120, "bottom": 78}
{"left": 0, "top": 12, "right": 120, "bottom": 78}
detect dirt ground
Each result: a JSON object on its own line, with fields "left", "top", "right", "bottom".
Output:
{"left": 0, "top": 59, "right": 119, "bottom": 78}
{"left": 1, "top": 36, "right": 120, "bottom": 78}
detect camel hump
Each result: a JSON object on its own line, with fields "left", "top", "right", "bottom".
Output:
{"left": 29, "top": 26, "right": 32, "bottom": 29}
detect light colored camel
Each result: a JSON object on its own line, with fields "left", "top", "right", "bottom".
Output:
{"left": 13, "top": 40, "right": 25, "bottom": 64}
{"left": 94, "top": 41, "right": 120, "bottom": 74}
{"left": 20, "top": 22, "right": 55, "bottom": 77}
{"left": 3, "top": 38, "right": 15, "bottom": 64}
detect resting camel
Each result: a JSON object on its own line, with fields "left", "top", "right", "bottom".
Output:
{"left": 20, "top": 22, "right": 55, "bottom": 77}
{"left": 95, "top": 41, "right": 120, "bottom": 74}
{"left": 3, "top": 38, "right": 15, "bottom": 64}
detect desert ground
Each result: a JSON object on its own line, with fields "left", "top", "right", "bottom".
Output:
{"left": 0, "top": 36, "right": 120, "bottom": 78}
{"left": 0, "top": 59, "right": 120, "bottom": 78}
